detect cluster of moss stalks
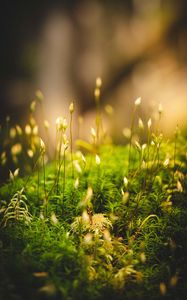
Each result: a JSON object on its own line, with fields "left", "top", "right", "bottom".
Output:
{"left": 0, "top": 89, "right": 187, "bottom": 300}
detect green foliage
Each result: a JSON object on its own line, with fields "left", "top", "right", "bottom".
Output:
{"left": 1, "top": 188, "right": 32, "bottom": 227}
{"left": 0, "top": 94, "right": 187, "bottom": 299}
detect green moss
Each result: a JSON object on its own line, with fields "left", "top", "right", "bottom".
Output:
{"left": 1, "top": 84, "right": 186, "bottom": 299}
{"left": 0, "top": 132, "right": 187, "bottom": 300}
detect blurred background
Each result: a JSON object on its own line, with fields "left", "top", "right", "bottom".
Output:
{"left": 0, "top": 0, "right": 187, "bottom": 141}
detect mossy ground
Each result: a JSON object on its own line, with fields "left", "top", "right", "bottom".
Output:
{"left": 0, "top": 136, "right": 187, "bottom": 300}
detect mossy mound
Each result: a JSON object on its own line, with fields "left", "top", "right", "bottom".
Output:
{"left": 0, "top": 138, "right": 187, "bottom": 300}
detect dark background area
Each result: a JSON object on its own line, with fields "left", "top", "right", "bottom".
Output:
{"left": 0, "top": 0, "right": 187, "bottom": 133}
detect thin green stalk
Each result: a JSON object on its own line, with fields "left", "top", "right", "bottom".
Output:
{"left": 24, "top": 152, "right": 41, "bottom": 189}
{"left": 96, "top": 100, "right": 103, "bottom": 144}
{"left": 128, "top": 109, "right": 136, "bottom": 173}
{"left": 37, "top": 164, "right": 40, "bottom": 201}
{"left": 147, "top": 122, "right": 151, "bottom": 168}
{"left": 56, "top": 131, "right": 63, "bottom": 194}
{"left": 156, "top": 103, "right": 163, "bottom": 136}
{"left": 62, "top": 148, "right": 66, "bottom": 208}
{"left": 143, "top": 119, "right": 152, "bottom": 189}
{"left": 95, "top": 78, "right": 102, "bottom": 145}
{"left": 47, "top": 157, "right": 64, "bottom": 199}
{"left": 128, "top": 97, "right": 141, "bottom": 173}
{"left": 42, "top": 154, "right": 48, "bottom": 216}
{"left": 70, "top": 111, "right": 74, "bottom": 178}
{"left": 44, "top": 121, "right": 51, "bottom": 160}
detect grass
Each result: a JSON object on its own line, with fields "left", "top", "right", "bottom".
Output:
{"left": 0, "top": 90, "right": 187, "bottom": 300}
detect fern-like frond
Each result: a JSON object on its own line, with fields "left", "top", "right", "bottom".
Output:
{"left": 1, "top": 188, "right": 32, "bottom": 227}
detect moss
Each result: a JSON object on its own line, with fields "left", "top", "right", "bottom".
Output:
{"left": 0, "top": 135, "right": 186, "bottom": 300}
{"left": 0, "top": 91, "right": 187, "bottom": 300}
